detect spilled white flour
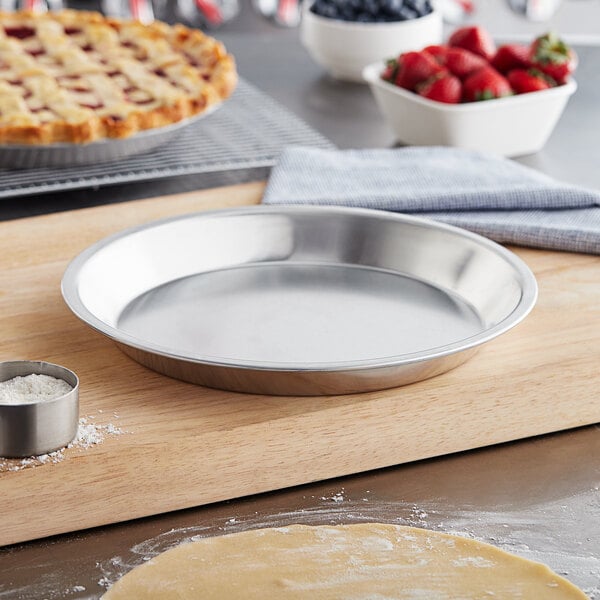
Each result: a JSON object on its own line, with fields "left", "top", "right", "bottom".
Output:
{"left": 321, "top": 488, "right": 345, "bottom": 503}
{"left": 0, "top": 414, "right": 126, "bottom": 472}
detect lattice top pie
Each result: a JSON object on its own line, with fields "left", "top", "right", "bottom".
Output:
{"left": 0, "top": 10, "right": 237, "bottom": 144}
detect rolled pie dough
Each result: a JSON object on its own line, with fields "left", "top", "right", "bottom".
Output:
{"left": 102, "top": 523, "right": 588, "bottom": 599}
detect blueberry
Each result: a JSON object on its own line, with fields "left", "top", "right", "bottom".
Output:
{"left": 310, "top": 0, "right": 429, "bottom": 22}
{"left": 310, "top": 0, "right": 339, "bottom": 18}
{"left": 340, "top": 5, "right": 357, "bottom": 19}
{"left": 397, "top": 4, "right": 419, "bottom": 19}
{"left": 380, "top": 0, "right": 402, "bottom": 16}
{"left": 363, "top": 0, "right": 379, "bottom": 15}
{"left": 405, "top": 0, "right": 432, "bottom": 16}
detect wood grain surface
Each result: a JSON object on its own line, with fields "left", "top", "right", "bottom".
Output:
{"left": 1, "top": 182, "right": 599, "bottom": 547}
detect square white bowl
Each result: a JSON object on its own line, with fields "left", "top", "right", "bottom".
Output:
{"left": 363, "top": 62, "right": 577, "bottom": 156}
{"left": 300, "top": 5, "right": 443, "bottom": 83}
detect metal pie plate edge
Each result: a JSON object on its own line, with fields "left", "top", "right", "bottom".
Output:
{"left": 0, "top": 104, "right": 221, "bottom": 169}
{"left": 61, "top": 205, "right": 538, "bottom": 396}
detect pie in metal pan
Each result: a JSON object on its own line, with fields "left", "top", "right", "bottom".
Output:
{"left": 0, "top": 10, "right": 237, "bottom": 164}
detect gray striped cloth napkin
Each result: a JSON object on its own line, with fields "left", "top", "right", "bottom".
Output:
{"left": 262, "top": 146, "right": 600, "bottom": 255}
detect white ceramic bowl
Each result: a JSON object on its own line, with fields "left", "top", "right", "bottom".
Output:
{"left": 300, "top": 4, "right": 443, "bottom": 83}
{"left": 363, "top": 62, "right": 577, "bottom": 157}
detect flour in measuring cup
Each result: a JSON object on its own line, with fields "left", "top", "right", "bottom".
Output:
{"left": 0, "top": 373, "right": 72, "bottom": 405}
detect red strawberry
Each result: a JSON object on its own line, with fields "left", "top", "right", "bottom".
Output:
{"left": 423, "top": 45, "right": 449, "bottom": 64}
{"left": 529, "top": 32, "right": 577, "bottom": 84}
{"left": 491, "top": 44, "right": 531, "bottom": 74}
{"left": 507, "top": 68, "right": 556, "bottom": 94}
{"left": 417, "top": 73, "right": 462, "bottom": 104}
{"left": 444, "top": 47, "right": 487, "bottom": 80}
{"left": 395, "top": 51, "right": 447, "bottom": 91}
{"left": 463, "top": 66, "right": 513, "bottom": 102}
{"left": 448, "top": 26, "right": 496, "bottom": 61}
{"left": 381, "top": 58, "right": 399, "bottom": 82}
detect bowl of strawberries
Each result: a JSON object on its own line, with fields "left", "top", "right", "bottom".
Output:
{"left": 362, "top": 26, "right": 577, "bottom": 156}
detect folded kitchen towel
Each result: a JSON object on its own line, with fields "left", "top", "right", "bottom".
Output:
{"left": 262, "top": 146, "right": 600, "bottom": 255}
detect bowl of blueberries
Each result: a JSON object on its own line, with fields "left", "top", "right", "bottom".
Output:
{"left": 300, "top": 0, "right": 442, "bottom": 82}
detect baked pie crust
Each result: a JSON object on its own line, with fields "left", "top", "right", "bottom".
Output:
{"left": 0, "top": 10, "right": 237, "bottom": 145}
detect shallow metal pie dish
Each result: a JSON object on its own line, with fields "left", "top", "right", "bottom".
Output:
{"left": 62, "top": 206, "right": 537, "bottom": 396}
{"left": 0, "top": 108, "right": 217, "bottom": 169}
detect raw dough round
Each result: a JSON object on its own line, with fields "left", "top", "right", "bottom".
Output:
{"left": 102, "top": 523, "right": 588, "bottom": 599}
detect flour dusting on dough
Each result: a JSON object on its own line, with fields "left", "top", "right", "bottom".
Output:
{"left": 452, "top": 556, "right": 495, "bottom": 568}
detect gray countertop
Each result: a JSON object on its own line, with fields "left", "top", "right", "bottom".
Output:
{"left": 2, "top": 425, "right": 599, "bottom": 598}
{"left": 1, "top": 6, "right": 599, "bottom": 218}
{"left": 0, "top": 5, "right": 599, "bottom": 599}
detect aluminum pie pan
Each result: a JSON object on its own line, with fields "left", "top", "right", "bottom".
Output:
{"left": 61, "top": 205, "right": 537, "bottom": 396}
{"left": 0, "top": 104, "right": 220, "bottom": 169}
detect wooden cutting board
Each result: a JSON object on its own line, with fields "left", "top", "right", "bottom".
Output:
{"left": 1, "top": 182, "right": 599, "bottom": 547}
